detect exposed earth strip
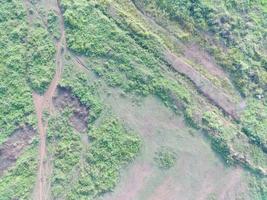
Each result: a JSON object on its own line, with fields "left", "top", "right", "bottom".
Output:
{"left": 32, "top": 1, "right": 66, "bottom": 199}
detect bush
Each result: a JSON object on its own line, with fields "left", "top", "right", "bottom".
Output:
{"left": 154, "top": 146, "right": 177, "bottom": 169}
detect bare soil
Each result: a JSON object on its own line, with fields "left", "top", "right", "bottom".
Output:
{"left": 98, "top": 90, "right": 250, "bottom": 200}
{"left": 130, "top": 1, "right": 244, "bottom": 120}
{"left": 103, "top": 163, "right": 153, "bottom": 200}
{"left": 0, "top": 126, "right": 35, "bottom": 176}
{"left": 31, "top": 0, "right": 66, "bottom": 199}
{"left": 53, "top": 86, "right": 89, "bottom": 132}
{"left": 183, "top": 44, "right": 228, "bottom": 79}
{"left": 148, "top": 177, "right": 180, "bottom": 200}
{"left": 165, "top": 50, "right": 242, "bottom": 120}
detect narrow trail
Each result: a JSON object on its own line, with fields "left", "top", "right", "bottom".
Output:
{"left": 32, "top": 1, "right": 66, "bottom": 199}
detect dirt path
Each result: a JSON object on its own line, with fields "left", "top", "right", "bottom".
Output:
{"left": 32, "top": 1, "right": 66, "bottom": 199}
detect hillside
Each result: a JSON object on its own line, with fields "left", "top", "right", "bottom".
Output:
{"left": 0, "top": 0, "right": 266, "bottom": 199}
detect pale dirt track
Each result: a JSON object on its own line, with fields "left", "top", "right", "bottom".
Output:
{"left": 32, "top": 0, "right": 66, "bottom": 199}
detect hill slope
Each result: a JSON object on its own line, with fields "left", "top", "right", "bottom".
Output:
{"left": 0, "top": 0, "right": 266, "bottom": 199}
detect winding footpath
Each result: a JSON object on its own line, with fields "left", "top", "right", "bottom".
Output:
{"left": 32, "top": 1, "right": 66, "bottom": 199}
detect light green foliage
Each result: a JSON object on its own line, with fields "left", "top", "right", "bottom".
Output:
{"left": 147, "top": 0, "right": 267, "bottom": 97}
{"left": 69, "top": 118, "right": 140, "bottom": 199}
{"left": 0, "top": 0, "right": 56, "bottom": 197}
{"left": 154, "top": 147, "right": 177, "bottom": 169}
{"left": 0, "top": 144, "right": 38, "bottom": 200}
{"left": 47, "top": 10, "right": 61, "bottom": 39}
{"left": 27, "top": 24, "right": 56, "bottom": 93}
{"left": 0, "top": 0, "right": 57, "bottom": 141}
{"left": 202, "top": 111, "right": 233, "bottom": 162}
{"left": 0, "top": 0, "right": 35, "bottom": 142}
{"left": 60, "top": 0, "right": 267, "bottom": 175}
{"left": 48, "top": 63, "right": 141, "bottom": 199}
{"left": 60, "top": 64, "right": 103, "bottom": 122}
{"left": 61, "top": 0, "right": 191, "bottom": 105}
{"left": 47, "top": 112, "right": 83, "bottom": 199}
{"left": 48, "top": 112, "right": 141, "bottom": 199}
{"left": 249, "top": 176, "right": 267, "bottom": 200}
{"left": 241, "top": 99, "right": 267, "bottom": 147}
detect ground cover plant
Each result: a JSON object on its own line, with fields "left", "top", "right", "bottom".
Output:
{"left": 61, "top": 0, "right": 267, "bottom": 175}
{"left": 154, "top": 146, "right": 177, "bottom": 169}
{"left": 0, "top": 0, "right": 266, "bottom": 199}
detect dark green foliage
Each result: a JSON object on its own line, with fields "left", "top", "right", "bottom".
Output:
{"left": 154, "top": 146, "right": 177, "bottom": 169}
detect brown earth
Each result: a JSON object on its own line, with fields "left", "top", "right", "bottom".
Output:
{"left": 31, "top": 0, "right": 66, "bottom": 199}
{"left": 53, "top": 86, "right": 89, "bottom": 132}
{"left": 183, "top": 43, "right": 228, "bottom": 79}
{"left": 130, "top": 0, "right": 244, "bottom": 120}
{"left": 104, "top": 163, "right": 153, "bottom": 200}
{"left": 0, "top": 126, "right": 35, "bottom": 176}
{"left": 148, "top": 177, "right": 181, "bottom": 200}
{"left": 165, "top": 50, "right": 241, "bottom": 120}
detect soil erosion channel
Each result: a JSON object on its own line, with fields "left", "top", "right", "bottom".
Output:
{"left": 32, "top": 2, "right": 66, "bottom": 200}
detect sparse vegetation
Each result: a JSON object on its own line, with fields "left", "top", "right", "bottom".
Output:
{"left": 70, "top": 117, "right": 140, "bottom": 199}
{"left": 154, "top": 147, "right": 177, "bottom": 169}
{"left": 47, "top": 111, "right": 141, "bottom": 199}
{"left": 0, "top": 0, "right": 266, "bottom": 199}
{"left": 0, "top": 143, "right": 38, "bottom": 200}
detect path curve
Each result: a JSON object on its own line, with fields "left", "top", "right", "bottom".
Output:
{"left": 32, "top": 0, "right": 66, "bottom": 199}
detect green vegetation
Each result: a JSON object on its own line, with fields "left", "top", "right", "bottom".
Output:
{"left": 60, "top": 0, "right": 267, "bottom": 175}
{"left": 0, "top": 143, "right": 38, "bottom": 200}
{"left": 47, "top": 111, "right": 83, "bottom": 199}
{"left": 154, "top": 146, "right": 177, "bottom": 169}
{"left": 248, "top": 176, "right": 267, "bottom": 200}
{"left": 62, "top": 0, "right": 190, "bottom": 103}
{"left": 46, "top": 61, "right": 141, "bottom": 199}
{"left": 47, "top": 10, "right": 61, "bottom": 39}
{"left": 60, "top": 64, "right": 103, "bottom": 123}
{"left": 140, "top": 0, "right": 267, "bottom": 97}
{"left": 69, "top": 118, "right": 140, "bottom": 199}
{"left": 0, "top": 0, "right": 35, "bottom": 143}
{"left": 0, "top": 0, "right": 266, "bottom": 199}
{"left": 47, "top": 112, "right": 141, "bottom": 199}
{"left": 241, "top": 99, "right": 267, "bottom": 148}
{"left": 26, "top": 24, "right": 56, "bottom": 93}
{"left": 0, "top": 0, "right": 56, "bottom": 197}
